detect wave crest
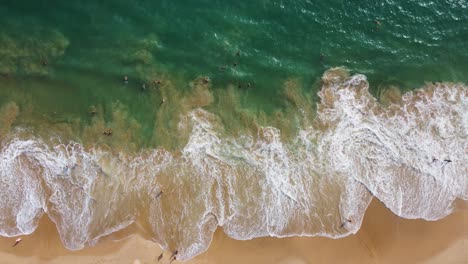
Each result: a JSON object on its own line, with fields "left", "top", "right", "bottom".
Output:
{"left": 0, "top": 69, "right": 466, "bottom": 260}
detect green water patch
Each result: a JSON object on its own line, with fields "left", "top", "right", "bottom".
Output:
{"left": 1, "top": 0, "right": 468, "bottom": 147}
{"left": 3, "top": 1, "right": 468, "bottom": 87}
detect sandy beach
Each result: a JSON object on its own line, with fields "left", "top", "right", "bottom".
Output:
{"left": 0, "top": 199, "right": 465, "bottom": 264}
{"left": 1, "top": 1, "right": 467, "bottom": 264}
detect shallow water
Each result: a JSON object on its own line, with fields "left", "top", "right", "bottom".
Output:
{"left": 0, "top": 0, "right": 467, "bottom": 261}
{"left": 1, "top": 69, "right": 467, "bottom": 260}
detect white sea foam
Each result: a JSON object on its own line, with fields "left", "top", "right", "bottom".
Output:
{"left": 0, "top": 139, "right": 47, "bottom": 236}
{"left": 317, "top": 76, "right": 467, "bottom": 220}
{"left": 0, "top": 70, "right": 466, "bottom": 260}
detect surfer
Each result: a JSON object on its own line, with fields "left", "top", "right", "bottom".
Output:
{"left": 123, "top": 75, "right": 129, "bottom": 84}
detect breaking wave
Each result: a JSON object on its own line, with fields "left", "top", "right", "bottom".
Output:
{"left": 0, "top": 69, "right": 466, "bottom": 260}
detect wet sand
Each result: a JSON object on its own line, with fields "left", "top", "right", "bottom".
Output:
{"left": 0, "top": 199, "right": 466, "bottom": 264}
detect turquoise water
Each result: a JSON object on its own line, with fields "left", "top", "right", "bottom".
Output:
{"left": 0, "top": 1, "right": 467, "bottom": 260}
{"left": 2, "top": 0, "right": 467, "bottom": 146}
{"left": 2, "top": 0, "right": 468, "bottom": 92}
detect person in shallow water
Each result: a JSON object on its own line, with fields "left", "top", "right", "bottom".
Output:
{"left": 160, "top": 96, "right": 167, "bottom": 106}
{"left": 103, "top": 128, "right": 113, "bottom": 136}
{"left": 123, "top": 75, "right": 128, "bottom": 84}
{"left": 340, "top": 219, "right": 352, "bottom": 228}
{"left": 155, "top": 190, "right": 163, "bottom": 199}
{"left": 157, "top": 253, "right": 163, "bottom": 262}
{"left": 169, "top": 250, "right": 178, "bottom": 263}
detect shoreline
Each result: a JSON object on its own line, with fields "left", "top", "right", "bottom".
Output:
{"left": 0, "top": 199, "right": 466, "bottom": 264}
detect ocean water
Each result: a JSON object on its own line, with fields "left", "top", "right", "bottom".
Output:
{"left": 0, "top": 0, "right": 467, "bottom": 261}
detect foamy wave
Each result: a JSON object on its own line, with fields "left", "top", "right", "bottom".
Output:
{"left": 316, "top": 74, "right": 467, "bottom": 220}
{"left": 0, "top": 139, "right": 47, "bottom": 236}
{"left": 0, "top": 69, "right": 466, "bottom": 260}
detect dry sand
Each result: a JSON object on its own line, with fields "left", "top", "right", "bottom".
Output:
{"left": 0, "top": 199, "right": 466, "bottom": 264}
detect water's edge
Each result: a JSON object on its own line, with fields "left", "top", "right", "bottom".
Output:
{"left": 1, "top": 69, "right": 466, "bottom": 260}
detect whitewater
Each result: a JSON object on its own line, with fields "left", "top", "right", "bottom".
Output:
{"left": 0, "top": 69, "right": 466, "bottom": 261}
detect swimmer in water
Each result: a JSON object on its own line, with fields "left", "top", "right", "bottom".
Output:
{"left": 169, "top": 250, "right": 178, "bottom": 263}
{"left": 340, "top": 219, "right": 352, "bottom": 228}
{"left": 103, "top": 128, "right": 113, "bottom": 136}
{"left": 155, "top": 190, "right": 164, "bottom": 199}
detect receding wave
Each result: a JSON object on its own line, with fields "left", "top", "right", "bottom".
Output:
{"left": 0, "top": 68, "right": 466, "bottom": 260}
